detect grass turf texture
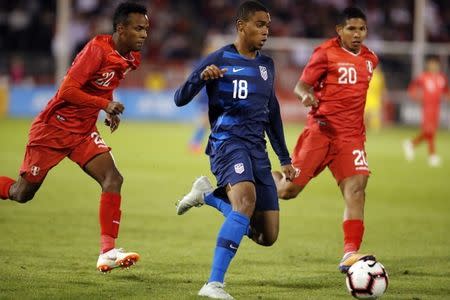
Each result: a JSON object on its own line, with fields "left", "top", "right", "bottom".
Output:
{"left": 0, "top": 118, "right": 449, "bottom": 299}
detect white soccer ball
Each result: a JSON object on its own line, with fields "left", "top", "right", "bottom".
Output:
{"left": 345, "top": 259, "right": 388, "bottom": 299}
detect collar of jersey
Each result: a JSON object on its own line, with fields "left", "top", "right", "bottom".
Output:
{"left": 230, "top": 44, "right": 260, "bottom": 60}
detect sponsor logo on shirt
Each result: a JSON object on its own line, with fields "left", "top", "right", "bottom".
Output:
{"left": 234, "top": 163, "right": 245, "bottom": 174}
{"left": 259, "top": 66, "right": 268, "bottom": 81}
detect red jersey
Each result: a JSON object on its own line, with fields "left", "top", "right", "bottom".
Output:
{"left": 300, "top": 37, "right": 378, "bottom": 140}
{"left": 408, "top": 72, "right": 448, "bottom": 126}
{"left": 38, "top": 35, "right": 141, "bottom": 134}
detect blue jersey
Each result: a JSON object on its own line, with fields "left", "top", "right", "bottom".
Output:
{"left": 174, "top": 44, "right": 291, "bottom": 166}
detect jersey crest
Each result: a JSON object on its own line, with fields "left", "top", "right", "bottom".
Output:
{"left": 234, "top": 163, "right": 245, "bottom": 174}
{"left": 259, "top": 66, "right": 268, "bottom": 81}
{"left": 366, "top": 60, "right": 373, "bottom": 74}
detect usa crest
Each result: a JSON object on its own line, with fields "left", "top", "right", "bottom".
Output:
{"left": 259, "top": 66, "right": 268, "bottom": 81}
{"left": 366, "top": 60, "right": 373, "bottom": 74}
{"left": 234, "top": 163, "right": 245, "bottom": 174}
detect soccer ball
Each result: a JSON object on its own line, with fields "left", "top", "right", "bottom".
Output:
{"left": 345, "top": 259, "right": 388, "bottom": 299}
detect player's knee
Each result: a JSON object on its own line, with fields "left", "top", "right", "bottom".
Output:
{"left": 278, "top": 186, "right": 299, "bottom": 200}
{"left": 102, "top": 172, "right": 123, "bottom": 191}
{"left": 345, "top": 186, "right": 365, "bottom": 204}
{"left": 242, "top": 196, "right": 256, "bottom": 211}
{"left": 260, "top": 235, "right": 277, "bottom": 247}
{"left": 235, "top": 195, "right": 256, "bottom": 216}
{"left": 13, "top": 191, "right": 35, "bottom": 203}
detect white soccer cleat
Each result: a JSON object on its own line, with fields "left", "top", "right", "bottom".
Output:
{"left": 428, "top": 154, "right": 442, "bottom": 167}
{"left": 176, "top": 176, "right": 213, "bottom": 215}
{"left": 402, "top": 139, "right": 415, "bottom": 161}
{"left": 96, "top": 248, "right": 140, "bottom": 273}
{"left": 198, "top": 282, "right": 234, "bottom": 299}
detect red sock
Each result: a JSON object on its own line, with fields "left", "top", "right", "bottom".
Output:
{"left": 343, "top": 219, "right": 364, "bottom": 254}
{"left": 412, "top": 133, "right": 426, "bottom": 146}
{"left": 0, "top": 176, "right": 15, "bottom": 200}
{"left": 424, "top": 132, "right": 436, "bottom": 155}
{"left": 99, "top": 192, "right": 122, "bottom": 253}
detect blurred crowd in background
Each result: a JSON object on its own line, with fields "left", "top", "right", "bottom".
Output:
{"left": 0, "top": 0, "right": 449, "bottom": 89}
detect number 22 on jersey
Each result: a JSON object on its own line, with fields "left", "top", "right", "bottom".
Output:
{"left": 95, "top": 71, "right": 115, "bottom": 87}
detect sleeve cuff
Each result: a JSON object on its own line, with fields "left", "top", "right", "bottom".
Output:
{"left": 280, "top": 157, "right": 292, "bottom": 166}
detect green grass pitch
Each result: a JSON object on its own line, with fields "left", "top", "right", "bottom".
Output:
{"left": 0, "top": 118, "right": 449, "bottom": 299}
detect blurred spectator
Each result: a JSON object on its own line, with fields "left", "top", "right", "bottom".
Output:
{"left": 0, "top": 0, "right": 449, "bottom": 85}
{"left": 9, "top": 56, "right": 25, "bottom": 84}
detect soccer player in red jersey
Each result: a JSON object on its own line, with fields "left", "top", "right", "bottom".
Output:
{"left": 403, "top": 55, "right": 449, "bottom": 167}
{"left": 0, "top": 2, "right": 149, "bottom": 272}
{"left": 272, "top": 7, "right": 378, "bottom": 273}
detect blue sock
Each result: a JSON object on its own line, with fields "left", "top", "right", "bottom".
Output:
{"left": 204, "top": 191, "right": 252, "bottom": 237}
{"left": 209, "top": 211, "right": 250, "bottom": 283}
{"left": 204, "top": 192, "right": 232, "bottom": 217}
{"left": 190, "top": 126, "right": 206, "bottom": 145}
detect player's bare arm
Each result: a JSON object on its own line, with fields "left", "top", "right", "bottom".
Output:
{"left": 294, "top": 80, "right": 318, "bottom": 108}
{"left": 200, "top": 65, "right": 227, "bottom": 80}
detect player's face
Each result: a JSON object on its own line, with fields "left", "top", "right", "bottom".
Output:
{"left": 240, "top": 11, "right": 270, "bottom": 51}
{"left": 426, "top": 60, "right": 441, "bottom": 73}
{"left": 119, "top": 13, "right": 150, "bottom": 52}
{"left": 336, "top": 18, "right": 367, "bottom": 53}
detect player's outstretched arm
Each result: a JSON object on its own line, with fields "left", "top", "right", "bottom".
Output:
{"left": 294, "top": 80, "right": 318, "bottom": 108}
{"left": 59, "top": 75, "right": 112, "bottom": 110}
{"left": 266, "top": 89, "right": 292, "bottom": 167}
{"left": 174, "top": 64, "right": 227, "bottom": 107}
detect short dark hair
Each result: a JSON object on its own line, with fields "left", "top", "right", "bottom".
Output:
{"left": 337, "top": 7, "right": 366, "bottom": 25}
{"left": 236, "top": 1, "right": 269, "bottom": 22}
{"left": 113, "top": 2, "right": 147, "bottom": 32}
{"left": 426, "top": 55, "right": 440, "bottom": 62}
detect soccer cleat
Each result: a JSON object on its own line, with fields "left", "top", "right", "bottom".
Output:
{"left": 428, "top": 154, "right": 442, "bottom": 167}
{"left": 402, "top": 139, "right": 415, "bottom": 161}
{"left": 176, "top": 176, "right": 213, "bottom": 215}
{"left": 339, "top": 252, "right": 376, "bottom": 274}
{"left": 198, "top": 282, "right": 234, "bottom": 299}
{"left": 96, "top": 248, "right": 140, "bottom": 273}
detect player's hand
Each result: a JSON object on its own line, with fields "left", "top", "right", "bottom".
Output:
{"left": 201, "top": 65, "right": 227, "bottom": 81}
{"left": 281, "top": 164, "right": 299, "bottom": 182}
{"left": 105, "top": 101, "right": 125, "bottom": 115}
{"left": 104, "top": 113, "right": 120, "bottom": 133}
{"left": 300, "top": 93, "right": 319, "bottom": 108}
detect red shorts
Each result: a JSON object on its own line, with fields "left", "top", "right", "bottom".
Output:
{"left": 291, "top": 125, "right": 370, "bottom": 186}
{"left": 19, "top": 120, "right": 110, "bottom": 183}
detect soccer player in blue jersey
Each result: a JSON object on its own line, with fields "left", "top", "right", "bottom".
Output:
{"left": 174, "top": 1, "right": 296, "bottom": 299}
{"left": 188, "top": 87, "right": 209, "bottom": 153}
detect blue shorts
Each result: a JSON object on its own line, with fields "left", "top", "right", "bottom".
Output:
{"left": 209, "top": 146, "right": 278, "bottom": 211}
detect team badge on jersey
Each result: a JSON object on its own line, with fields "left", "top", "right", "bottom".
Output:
{"left": 30, "top": 166, "right": 40, "bottom": 176}
{"left": 259, "top": 66, "right": 268, "bottom": 81}
{"left": 366, "top": 60, "right": 373, "bottom": 74}
{"left": 234, "top": 163, "right": 245, "bottom": 174}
